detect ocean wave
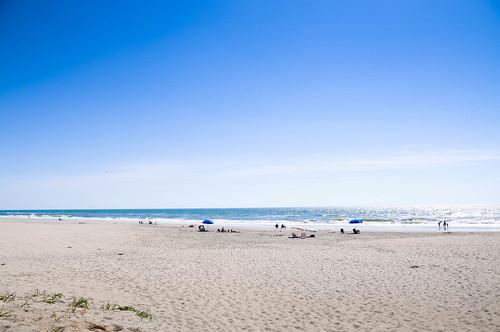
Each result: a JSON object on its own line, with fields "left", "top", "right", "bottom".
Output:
{"left": 1, "top": 206, "right": 500, "bottom": 229}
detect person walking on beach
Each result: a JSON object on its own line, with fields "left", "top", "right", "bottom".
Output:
{"left": 438, "top": 220, "right": 442, "bottom": 230}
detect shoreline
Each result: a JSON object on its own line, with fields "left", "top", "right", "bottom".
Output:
{"left": 1, "top": 216, "right": 500, "bottom": 233}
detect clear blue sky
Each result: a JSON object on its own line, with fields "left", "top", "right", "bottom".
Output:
{"left": 1, "top": 0, "right": 499, "bottom": 209}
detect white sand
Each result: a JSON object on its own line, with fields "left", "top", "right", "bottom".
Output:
{"left": 0, "top": 218, "right": 499, "bottom": 331}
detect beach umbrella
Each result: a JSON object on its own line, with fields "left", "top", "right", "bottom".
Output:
{"left": 349, "top": 219, "right": 363, "bottom": 224}
{"left": 202, "top": 219, "right": 214, "bottom": 224}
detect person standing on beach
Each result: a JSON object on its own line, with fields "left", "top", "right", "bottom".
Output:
{"left": 438, "top": 220, "right": 442, "bottom": 230}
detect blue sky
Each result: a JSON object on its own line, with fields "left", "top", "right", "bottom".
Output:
{"left": 0, "top": 0, "right": 499, "bottom": 209}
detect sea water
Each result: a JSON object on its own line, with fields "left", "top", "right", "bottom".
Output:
{"left": 1, "top": 206, "right": 500, "bottom": 232}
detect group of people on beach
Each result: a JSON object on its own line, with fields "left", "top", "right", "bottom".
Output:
{"left": 196, "top": 224, "right": 239, "bottom": 233}
{"left": 340, "top": 228, "right": 360, "bottom": 234}
{"left": 274, "top": 223, "right": 286, "bottom": 229}
{"left": 438, "top": 220, "right": 449, "bottom": 231}
{"left": 139, "top": 220, "right": 156, "bottom": 225}
{"left": 217, "top": 227, "right": 239, "bottom": 233}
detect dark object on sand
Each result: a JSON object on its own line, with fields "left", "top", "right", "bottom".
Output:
{"left": 340, "top": 228, "right": 344, "bottom": 234}
{"left": 410, "top": 265, "right": 422, "bottom": 269}
{"left": 275, "top": 223, "right": 279, "bottom": 228}
{"left": 309, "top": 234, "right": 315, "bottom": 238}
{"left": 198, "top": 225, "right": 208, "bottom": 232}
{"left": 281, "top": 224, "right": 286, "bottom": 229}
{"left": 117, "top": 253, "right": 124, "bottom": 256}
{"left": 352, "top": 228, "right": 360, "bottom": 234}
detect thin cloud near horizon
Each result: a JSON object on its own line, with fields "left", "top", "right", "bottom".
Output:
{"left": 225, "top": 149, "right": 500, "bottom": 177}
{"left": 6, "top": 148, "right": 499, "bottom": 182}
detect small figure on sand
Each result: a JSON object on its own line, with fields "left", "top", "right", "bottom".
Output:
{"left": 340, "top": 228, "right": 344, "bottom": 234}
{"left": 275, "top": 223, "right": 279, "bottom": 229}
{"left": 280, "top": 224, "right": 286, "bottom": 229}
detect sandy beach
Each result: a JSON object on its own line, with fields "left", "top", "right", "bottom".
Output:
{"left": 0, "top": 218, "right": 499, "bottom": 331}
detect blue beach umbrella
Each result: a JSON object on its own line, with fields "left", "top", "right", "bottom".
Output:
{"left": 202, "top": 219, "right": 214, "bottom": 224}
{"left": 349, "top": 219, "right": 363, "bottom": 224}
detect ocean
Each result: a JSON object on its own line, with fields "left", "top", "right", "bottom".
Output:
{"left": 1, "top": 206, "right": 500, "bottom": 232}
